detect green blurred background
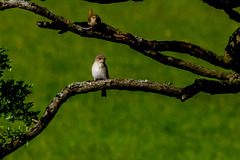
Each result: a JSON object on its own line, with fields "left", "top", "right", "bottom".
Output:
{"left": 1, "top": 0, "right": 240, "bottom": 159}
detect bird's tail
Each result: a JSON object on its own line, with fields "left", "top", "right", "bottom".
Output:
{"left": 101, "top": 89, "right": 107, "bottom": 97}
{"left": 89, "top": 8, "right": 93, "bottom": 17}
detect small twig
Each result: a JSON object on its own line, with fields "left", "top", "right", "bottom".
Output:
{"left": 31, "top": 119, "right": 39, "bottom": 123}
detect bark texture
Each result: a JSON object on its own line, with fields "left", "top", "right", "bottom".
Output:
{"left": 1, "top": 0, "right": 240, "bottom": 158}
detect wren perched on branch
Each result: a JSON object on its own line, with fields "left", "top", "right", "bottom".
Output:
{"left": 88, "top": 8, "right": 101, "bottom": 29}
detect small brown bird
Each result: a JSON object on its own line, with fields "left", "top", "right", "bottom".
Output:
{"left": 88, "top": 8, "right": 101, "bottom": 29}
{"left": 92, "top": 55, "right": 109, "bottom": 97}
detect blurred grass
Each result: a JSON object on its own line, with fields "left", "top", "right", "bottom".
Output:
{"left": 1, "top": 0, "right": 240, "bottom": 159}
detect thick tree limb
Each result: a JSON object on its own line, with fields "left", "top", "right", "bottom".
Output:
{"left": 183, "top": 78, "right": 240, "bottom": 99}
{"left": 0, "top": 79, "right": 181, "bottom": 158}
{"left": 1, "top": 78, "right": 240, "bottom": 158}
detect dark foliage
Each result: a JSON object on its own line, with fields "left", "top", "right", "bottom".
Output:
{"left": 0, "top": 46, "right": 40, "bottom": 146}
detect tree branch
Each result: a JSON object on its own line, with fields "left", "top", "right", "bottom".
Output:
{"left": 2, "top": 0, "right": 240, "bottom": 156}
{"left": 225, "top": 27, "right": 240, "bottom": 59}
{"left": 38, "top": 21, "right": 227, "bottom": 68}
{"left": 1, "top": 0, "right": 239, "bottom": 83}
{"left": 1, "top": 0, "right": 238, "bottom": 79}
{"left": 41, "top": 20, "right": 240, "bottom": 77}
{"left": 135, "top": 49, "right": 234, "bottom": 80}
{"left": 37, "top": 20, "right": 236, "bottom": 80}
{"left": 153, "top": 41, "right": 226, "bottom": 67}
{"left": 1, "top": 78, "right": 240, "bottom": 158}
{"left": 0, "top": 79, "right": 181, "bottom": 158}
